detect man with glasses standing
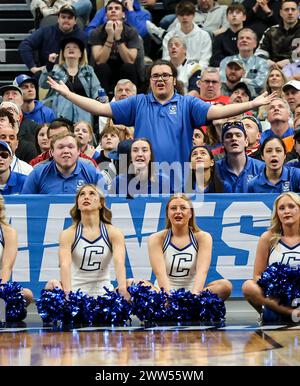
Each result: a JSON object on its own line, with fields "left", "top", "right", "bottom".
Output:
{"left": 48, "top": 59, "right": 277, "bottom": 168}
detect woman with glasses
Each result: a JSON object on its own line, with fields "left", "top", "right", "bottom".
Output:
{"left": 148, "top": 193, "right": 232, "bottom": 299}
{"left": 45, "top": 183, "right": 131, "bottom": 301}
{"left": 110, "top": 138, "right": 173, "bottom": 198}
{"left": 242, "top": 192, "right": 300, "bottom": 324}
{"left": 184, "top": 145, "right": 230, "bottom": 193}
{"left": 247, "top": 136, "right": 300, "bottom": 193}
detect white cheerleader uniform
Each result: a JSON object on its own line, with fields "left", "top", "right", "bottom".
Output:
{"left": 71, "top": 222, "right": 114, "bottom": 297}
{"left": 161, "top": 228, "right": 199, "bottom": 291}
{"left": 268, "top": 240, "right": 300, "bottom": 268}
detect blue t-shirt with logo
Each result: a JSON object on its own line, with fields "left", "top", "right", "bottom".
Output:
{"left": 110, "top": 92, "right": 211, "bottom": 166}
{"left": 247, "top": 166, "right": 300, "bottom": 193}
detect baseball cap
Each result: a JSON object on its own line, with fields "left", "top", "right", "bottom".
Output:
{"left": 0, "top": 141, "right": 12, "bottom": 156}
{"left": 108, "top": 139, "right": 134, "bottom": 160}
{"left": 227, "top": 60, "right": 245, "bottom": 70}
{"left": 232, "top": 82, "right": 252, "bottom": 100}
{"left": 58, "top": 4, "right": 77, "bottom": 17}
{"left": 13, "top": 74, "right": 38, "bottom": 88}
{"left": 282, "top": 80, "right": 300, "bottom": 92}
{"left": 241, "top": 115, "right": 263, "bottom": 133}
{"left": 221, "top": 121, "right": 247, "bottom": 140}
{"left": 60, "top": 36, "right": 85, "bottom": 53}
{"left": 0, "top": 84, "right": 23, "bottom": 97}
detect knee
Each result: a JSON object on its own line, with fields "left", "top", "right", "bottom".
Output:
{"left": 22, "top": 288, "right": 34, "bottom": 305}
{"left": 242, "top": 280, "right": 256, "bottom": 299}
{"left": 220, "top": 279, "right": 232, "bottom": 300}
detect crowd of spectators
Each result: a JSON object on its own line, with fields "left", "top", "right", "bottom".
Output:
{"left": 0, "top": 0, "right": 297, "bottom": 196}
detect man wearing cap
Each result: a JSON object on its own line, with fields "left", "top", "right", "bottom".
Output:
{"left": 216, "top": 121, "right": 264, "bottom": 192}
{"left": 18, "top": 4, "right": 87, "bottom": 76}
{"left": 220, "top": 28, "right": 269, "bottom": 95}
{"left": 221, "top": 60, "right": 254, "bottom": 97}
{"left": 282, "top": 80, "right": 300, "bottom": 114}
{"left": 0, "top": 113, "right": 33, "bottom": 176}
{"left": 241, "top": 115, "right": 262, "bottom": 159}
{"left": 14, "top": 74, "right": 56, "bottom": 124}
{"left": 230, "top": 82, "right": 252, "bottom": 104}
{"left": 0, "top": 91, "right": 38, "bottom": 164}
{"left": 210, "top": 3, "right": 246, "bottom": 67}
{"left": 0, "top": 141, "right": 27, "bottom": 195}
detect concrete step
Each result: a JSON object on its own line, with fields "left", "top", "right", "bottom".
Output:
{"left": 0, "top": 48, "right": 22, "bottom": 64}
{"left": 0, "top": 34, "right": 29, "bottom": 49}
{"left": 0, "top": 18, "right": 34, "bottom": 34}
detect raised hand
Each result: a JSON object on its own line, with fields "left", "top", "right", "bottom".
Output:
{"left": 252, "top": 91, "right": 277, "bottom": 108}
{"left": 105, "top": 20, "right": 115, "bottom": 40}
{"left": 47, "top": 77, "right": 71, "bottom": 98}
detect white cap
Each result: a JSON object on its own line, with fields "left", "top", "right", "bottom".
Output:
{"left": 282, "top": 80, "right": 300, "bottom": 92}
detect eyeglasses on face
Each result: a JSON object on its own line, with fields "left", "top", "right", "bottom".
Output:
{"left": 0, "top": 151, "right": 10, "bottom": 159}
{"left": 150, "top": 73, "right": 173, "bottom": 81}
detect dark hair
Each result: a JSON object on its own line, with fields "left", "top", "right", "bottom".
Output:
{"left": 147, "top": 59, "right": 181, "bottom": 93}
{"left": 260, "top": 135, "right": 287, "bottom": 155}
{"left": 105, "top": 0, "right": 125, "bottom": 11}
{"left": 47, "top": 119, "right": 72, "bottom": 138}
{"left": 99, "top": 124, "right": 121, "bottom": 142}
{"left": 185, "top": 145, "right": 225, "bottom": 193}
{"left": 175, "top": 1, "right": 196, "bottom": 15}
{"left": 281, "top": 0, "right": 299, "bottom": 9}
{"left": 227, "top": 2, "right": 246, "bottom": 15}
{"left": 34, "top": 123, "right": 50, "bottom": 153}
{"left": 128, "top": 137, "right": 156, "bottom": 181}
{"left": 0, "top": 109, "right": 16, "bottom": 128}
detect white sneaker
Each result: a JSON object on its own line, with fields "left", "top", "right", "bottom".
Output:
{"left": 146, "top": 20, "right": 166, "bottom": 44}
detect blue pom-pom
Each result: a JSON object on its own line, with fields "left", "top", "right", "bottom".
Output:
{"left": 92, "top": 287, "right": 132, "bottom": 325}
{"left": 191, "top": 290, "right": 226, "bottom": 322}
{"left": 0, "top": 281, "right": 27, "bottom": 321}
{"left": 36, "top": 287, "right": 67, "bottom": 324}
{"left": 128, "top": 282, "right": 169, "bottom": 322}
{"left": 258, "top": 262, "right": 300, "bottom": 307}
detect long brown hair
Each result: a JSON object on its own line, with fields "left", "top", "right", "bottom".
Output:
{"left": 70, "top": 184, "right": 112, "bottom": 225}
{"left": 165, "top": 194, "right": 200, "bottom": 232}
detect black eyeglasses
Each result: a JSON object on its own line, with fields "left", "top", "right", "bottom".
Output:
{"left": 150, "top": 73, "right": 173, "bottom": 81}
{"left": 0, "top": 151, "right": 10, "bottom": 159}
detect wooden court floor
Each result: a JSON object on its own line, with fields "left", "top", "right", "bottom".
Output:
{"left": 0, "top": 323, "right": 300, "bottom": 366}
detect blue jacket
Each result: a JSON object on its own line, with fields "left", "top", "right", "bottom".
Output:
{"left": 23, "top": 100, "right": 56, "bottom": 124}
{"left": 18, "top": 24, "right": 87, "bottom": 70}
{"left": 39, "top": 64, "right": 100, "bottom": 123}
{"left": 86, "top": 0, "right": 151, "bottom": 37}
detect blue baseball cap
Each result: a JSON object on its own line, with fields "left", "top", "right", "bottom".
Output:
{"left": 241, "top": 115, "right": 263, "bottom": 133}
{"left": 221, "top": 121, "right": 247, "bottom": 140}
{"left": 0, "top": 141, "right": 12, "bottom": 156}
{"left": 13, "top": 74, "right": 37, "bottom": 88}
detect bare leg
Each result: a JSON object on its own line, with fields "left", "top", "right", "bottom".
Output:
{"left": 242, "top": 279, "right": 295, "bottom": 317}
{"left": 205, "top": 279, "right": 232, "bottom": 301}
{"left": 22, "top": 288, "right": 34, "bottom": 306}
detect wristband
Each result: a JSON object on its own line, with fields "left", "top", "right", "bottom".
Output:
{"left": 115, "top": 39, "right": 124, "bottom": 45}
